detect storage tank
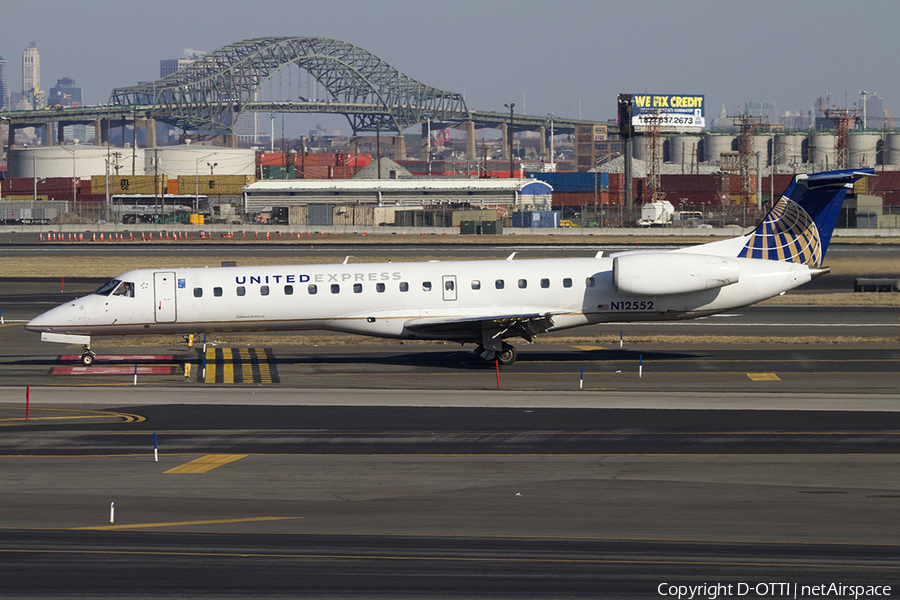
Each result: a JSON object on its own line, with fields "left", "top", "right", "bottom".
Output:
{"left": 848, "top": 132, "right": 880, "bottom": 168}
{"left": 702, "top": 134, "right": 735, "bottom": 163}
{"left": 886, "top": 133, "right": 900, "bottom": 167}
{"left": 808, "top": 133, "right": 836, "bottom": 170}
{"left": 773, "top": 135, "right": 803, "bottom": 165}
{"left": 8, "top": 145, "right": 128, "bottom": 178}
{"left": 754, "top": 134, "right": 773, "bottom": 166}
{"left": 147, "top": 146, "right": 256, "bottom": 177}
{"left": 667, "top": 136, "right": 701, "bottom": 167}
{"left": 632, "top": 136, "right": 648, "bottom": 161}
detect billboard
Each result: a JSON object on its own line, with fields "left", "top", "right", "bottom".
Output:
{"left": 631, "top": 94, "right": 705, "bottom": 131}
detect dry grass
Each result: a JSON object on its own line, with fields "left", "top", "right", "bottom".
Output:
{"left": 4, "top": 253, "right": 899, "bottom": 278}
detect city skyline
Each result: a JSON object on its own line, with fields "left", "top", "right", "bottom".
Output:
{"left": 2, "top": 0, "right": 898, "bottom": 137}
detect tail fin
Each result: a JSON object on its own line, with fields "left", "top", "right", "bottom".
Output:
{"left": 738, "top": 168, "right": 874, "bottom": 267}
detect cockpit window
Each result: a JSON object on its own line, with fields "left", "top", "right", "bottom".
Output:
{"left": 94, "top": 279, "right": 122, "bottom": 296}
{"left": 112, "top": 282, "right": 135, "bottom": 297}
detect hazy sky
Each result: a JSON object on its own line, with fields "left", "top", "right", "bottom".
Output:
{"left": 3, "top": 0, "right": 897, "bottom": 135}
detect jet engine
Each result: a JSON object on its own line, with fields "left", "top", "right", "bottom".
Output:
{"left": 613, "top": 253, "right": 740, "bottom": 296}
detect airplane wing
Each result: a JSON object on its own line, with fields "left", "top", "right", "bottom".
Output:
{"left": 404, "top": 312, "right": 556, "bottom": 343}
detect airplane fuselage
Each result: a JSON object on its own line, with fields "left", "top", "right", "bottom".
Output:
{"left": 27, "top": 254, "right": 815, "bottom": 343}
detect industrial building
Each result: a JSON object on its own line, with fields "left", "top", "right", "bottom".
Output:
{"left": 243, "top": 178, "right": 551, "bottom": 212}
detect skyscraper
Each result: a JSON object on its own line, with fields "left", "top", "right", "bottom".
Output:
{"left": 22, "top": 43, "right": 42, "bottom": 109}
{"left": 0, "top": 54, "right": 8, "bottom": 110}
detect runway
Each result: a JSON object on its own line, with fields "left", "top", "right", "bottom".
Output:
{"left": 1, "top": 243, "right": 899, "bottom": 596}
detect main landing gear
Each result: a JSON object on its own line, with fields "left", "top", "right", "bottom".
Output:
{"left": 474, "top": 342, "right": 518, "bottom": 366}
{"left": 80, "top": 346, "right": 96, "bottom": 367}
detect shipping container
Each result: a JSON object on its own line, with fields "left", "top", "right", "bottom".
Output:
{"left": 333, "top": 205, "right": 375, "bottom": 226}
{"left": 262, "top": 165, "right": 296, "bottom": 179}
{"left": 178, "top": 174, "right": 256, "bottom": 197}
{"left": 512, "top": 211, "right": 561, "bottom": 228}
{"left": 528, "top": 172, "right": 607, "bottom": 193}
{"left": 307, "top": 203, "right": 333, "bottom": 226}
{"left": 288, "top": 205, "right": 308, "bottom": 226}
{"left": 88, "top": 175, "right": 167, "bottom": 196}
{"left": 460, "top": 220, "right": 503, "bottom": 234}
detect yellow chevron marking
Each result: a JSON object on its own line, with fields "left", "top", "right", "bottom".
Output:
{"left": 164, "top": 454, "right": 248, "bottom": 474}
{"left": 747, "top": 373, "right": 781, "bottom": 381}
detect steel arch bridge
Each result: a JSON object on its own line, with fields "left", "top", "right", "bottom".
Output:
{"left": 110, "top": 37, "right": 472, "bottom": 135}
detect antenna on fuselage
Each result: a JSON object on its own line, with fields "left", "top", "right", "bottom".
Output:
{"left": 506, "top": 252, "right": 517, "bottom": 261}
{"left": 343, "top": 256, "right": 352, "bottom": 265}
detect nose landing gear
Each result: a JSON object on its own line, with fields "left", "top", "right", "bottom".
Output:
{"left": 80, "top": 346, "right": 96, "bottom": 367}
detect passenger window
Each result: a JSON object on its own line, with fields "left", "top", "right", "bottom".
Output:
{"left": 331, "top": 284, "right": 340, "bottom": 294}
{"left": 495, "top": 279, "right": 505, "bottom": 290}
{"left": 236, "top": 286, "right": 246, "bottom": 296}
{"left": 193, "top": 287, "right": 203, "bottom": 298}
{"left": 586, "top": 277, "right": 595, "bottom": 288}
{"left": 376, "top": 283, "right": 385, "bottom": 293}
{"left": 471, "top": 280, "right": 481, "bottom": 290}
{"left": 284, "top": 285, "right": 293, "bottom": 295}
{"left": 541, "top": 278, "right": 550, "bottom": 289}
{"left": 308, "top": 284, "right": 317, "bottom": 295}
{"left": 518, "top": 279, "right": 527, "bottom": 289}
{"left": 260, "top": 286, "right": 269, "bottom": 296}
{"left": 563, "top": 278, "right": 572, "bottom": 288}
{"left": 445, "top": 280, "right": 455, "bottom": 291}
{"left": 400, "top": 282, "right": 409, "bottom": 292}
{"left": 353, "top": 283, "right": 363, "bottom": 293}
{"left": 214, "top": 287, "right": 223, "bottom": 297}
{"left": 423, "top": 281, "right": 432, "bottom": 292}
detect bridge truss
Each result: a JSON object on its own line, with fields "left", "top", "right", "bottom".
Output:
{"left": 110, "top": 37, "right": 471, "bottom": 134}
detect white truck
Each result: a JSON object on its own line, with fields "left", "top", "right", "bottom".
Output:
{"left": 637, "top": 200, "right": 674, "bottom": 227}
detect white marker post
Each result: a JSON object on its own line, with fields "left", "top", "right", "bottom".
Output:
{"left": 639, "top": 355, "right": 643, "bottom": 379}
{"left": 153, "top": 433, "right": 158, "bottom": 463}
{"left": 133, "top": 364, "right": 138, "bottom": 386}
{"left": 579, "top": 368, "right": 584, "bottom": 390}
{"left": 619, "top": 331, "right": 623, "bottom": 349}
{"left": 109, "top": 502, "right": 115, "bottom": 524}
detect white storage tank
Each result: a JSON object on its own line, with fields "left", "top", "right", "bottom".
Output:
{"left": 773, "top": 135, "right": 804, "bottom": 165}
{"left": 754, "top": 134, "right": 773, "bottom": 166}
{"left": 848, "top": 132, "right": 880, "bottom": 168}
{"left": 632, "top": 136, "right": 648, "bottom": 161}
{"left": 886, "top": 133, "right": 900, "bottom": 167}
{"left": 808, "top": 133, "right": 836, "bottom": 170}
{"left": 702, "top": 134, "right": 735, "bottom": 163}
{"left": 7, "top": 146, "right": 129, "bottom": 178}
{"left": 146, "top": 146, "right": 256, "bottom": 177}
{"left": 667, "top": 136, "right": 701, "bottom": 166}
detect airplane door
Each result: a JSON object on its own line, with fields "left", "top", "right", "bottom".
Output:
{"left": 153, "top": 271, "right": 177, "bottom": 323}
{"left": 442, "top": 275, "right": 457, "bottom": 301}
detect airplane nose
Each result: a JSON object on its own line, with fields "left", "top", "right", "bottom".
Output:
{"left": 26, "top": 302, "right": 77, "bottom": 332}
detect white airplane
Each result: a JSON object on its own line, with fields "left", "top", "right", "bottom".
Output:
{"left": 27, "top": 168, "right": 872, "bottom": 367}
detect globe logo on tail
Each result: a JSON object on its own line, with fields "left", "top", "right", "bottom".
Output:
{"left": 738, "top": 197, "right": 822, "bottom": 267}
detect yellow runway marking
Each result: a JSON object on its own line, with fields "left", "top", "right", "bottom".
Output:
{"left": 72, "top": 516, "right": 298, "bottom": 531}
{"left": 0, "top": 406, "right": 145, "bottom": 425}
{"left": 573, "top": 345, "right": 607, "bottom": 351}
{"left": 748, "top": 372, "right": 781, "bottom": 381}
{"left": 204, "top": 348, "right": 216, "bottom": 383}
{"left": 164, "top": 454, "right": 247, "bottom": 474}
{"left": 224, "top": 348, "right": 235, "bottom": 383}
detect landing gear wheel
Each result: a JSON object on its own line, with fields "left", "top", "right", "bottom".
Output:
{"left": 80, "top": 351, "right": 96, "bottom": 367}
{"left": 496, "top": 343, "right": 517, "bottom": 366}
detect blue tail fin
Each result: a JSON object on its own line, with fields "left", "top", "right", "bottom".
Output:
{"left": 738, "top": 168, "right": 874, "bottom": 267}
